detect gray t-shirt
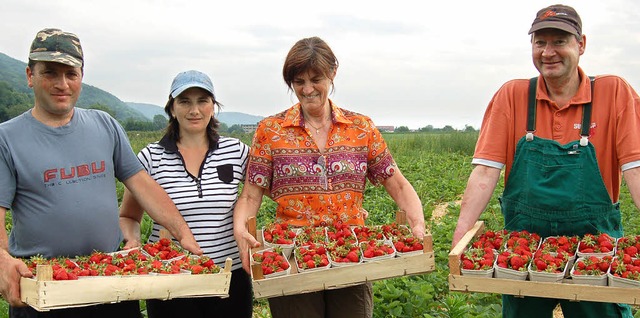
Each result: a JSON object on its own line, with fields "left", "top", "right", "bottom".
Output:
{"left": 0, "top": 108, "right": 143, "bottom": 258}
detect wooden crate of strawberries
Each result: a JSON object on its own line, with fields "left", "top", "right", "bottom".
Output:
{"left": 248, "top": 212, "right": 435, "bottom": 299}
{"left": 20, "top": 238, "right": 232, "bottom": 311}
{"left": 448, "top": 221, "right": 640, "bottom": 304}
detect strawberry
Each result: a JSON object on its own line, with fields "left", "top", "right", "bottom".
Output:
{"left": 572, "top": 255, "right": 611, "bottom": 276}
{"left": 296, "top": 226, "right": 327, "bottom": 246}
{"left": 510, "top": 255, "right": 525, "bottom": 270}
{"left": 471, "top": 229, "right": 508, "bottom": 251}
{"left": 578, "top": 233, "right": 615, "bottom": 254}
{"left": 496, "top": 250, "right": 530, "bottom": 272}
{"left": 352, "top": 225, "right": 385, "bottom": 241}
{"left": 460, "top": 248, "right": 495, "bottom": 271}
{"left": 263, "top": 222, "right": 297, "bottom": 245}
{"left": 326, "top": 223, "right": 357, "bottom": 245}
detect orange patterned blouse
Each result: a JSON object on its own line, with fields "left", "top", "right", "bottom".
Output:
{"left": 246, "top": 101, "right": 397, "bottom": 227}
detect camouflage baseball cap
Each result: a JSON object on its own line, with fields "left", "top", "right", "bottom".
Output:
{"left": 29, "top": 28, "right": 83, "bottom": 68}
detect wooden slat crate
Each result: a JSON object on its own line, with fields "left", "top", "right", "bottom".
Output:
{"left": 448, "top": 221, "right": 640, "bottom": 305}
{"left": 20, "top": 258, "right": 233, "bottom": 311}
{"left": 249, "top": 211, "right": 435, "bottom": 299}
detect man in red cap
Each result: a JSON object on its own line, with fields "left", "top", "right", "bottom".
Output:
{"left": 453, "top": 4, "right": 639, "bottom": 318}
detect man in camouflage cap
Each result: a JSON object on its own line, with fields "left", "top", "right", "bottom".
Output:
{"left": 0, "top": 28, "right": 202, "bottom": 318}
{"left": 28, "top": 28, "right": 84, "bottom": 68}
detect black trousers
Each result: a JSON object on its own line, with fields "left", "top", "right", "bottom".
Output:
{"left": 10, "top": 301, "right": 141, "bottom": 318}
{"left": 146, "top": 268, "right": 253, "bottom": 318}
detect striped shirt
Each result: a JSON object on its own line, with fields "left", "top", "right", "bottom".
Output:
{"left": 138, "top": 135, "right": 249, "bottom": 271}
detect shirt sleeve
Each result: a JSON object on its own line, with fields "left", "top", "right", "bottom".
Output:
{"left": 365, "top": 118, "right": 397, "bottom": 186}
{"left": 246, "top": 119, "right": 274, "bottom": 189}
{"left": 0, "top": 136, "right": 16, "bottom": 209}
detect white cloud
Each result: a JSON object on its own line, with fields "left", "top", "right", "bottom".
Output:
{"left": 2, "top": 0, "right": 639, "bottom": 129}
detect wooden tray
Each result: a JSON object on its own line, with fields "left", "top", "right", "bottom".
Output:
{"left": 249, "top": 212, "right": 435, "bottom": 299}
{"left": 449, "top": 221, "right": 640, "bottom": 305}
{"left": 20, "top": 258, "right": 233, "bottom": 311}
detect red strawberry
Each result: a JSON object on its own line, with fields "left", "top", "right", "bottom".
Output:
{"left": 510, "top": 255, "right": 525, "bottom": 270}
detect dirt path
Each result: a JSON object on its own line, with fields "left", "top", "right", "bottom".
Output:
{"left": 430, "top": 199, "right": 461, "bottom": 222}
{"left": 553, "top": 305, "right": 564, "bottom": 317}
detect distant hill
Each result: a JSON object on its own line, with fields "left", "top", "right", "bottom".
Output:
{"left": 127, "top": 102, "right": 167, "bottom": 120}
{"left": 0, "top": 52, "right": 263, "bottom": 126}
{"left": 127, "top": 101, "right": 263, "bottom": 126}
{"left": 0, "top": 52, "right": 148, "bottom": 122}
{"left": 217, "top": 112, "right": 263, "bottom": 126}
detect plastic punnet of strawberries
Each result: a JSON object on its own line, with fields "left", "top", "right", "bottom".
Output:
{"left": 296, "top": 226, "right": 327, "bottom": 246}
{"left": 352, "top": 225, "right": 385, "bottom": 242}
{"left": 294, "top": 242, "right": 330, "bottom": 270}
{"left": 572, "top": 255, "right": 612, "bottom": 276}
{"left": 615, "top": 235, "right": 640, "bottom": 258}
{"left": 380, "top": 222, "right": 412, "bottom": 239}
{"left": 169, "top": 255, "right": 220, "bottom": 274}
{"left": 393, "top": 236, "right": 424, "bottom": 254}
{"left": 470, "top": 229, "right": 508, "bottom": 252}
{"left": 143, "top": 238, "right": 185, "bottom": 260}
{"left": 496, "top": 250, "right": 531, "bottom": 272}
{"left": 610, "top": 255, "right": 640, "bottom": 280}
{"left": 328, "top": 241, "right": 361, "bottom": 264}
{"left": 326, "top": 223, "right": 357, "bottom": 245}
{"left": 360, "top": 239, "right": 395, "bottom": 259}
{"left": 251, "top": 248, "right": 290, "bottom": 275}
{"left": 461, "top": 247, "right": 495, "bottom": 271}
{"left": 578, "top": 233, "right": 615, "bottom": 254}
{"left": 505, "top": 230, "right": 540, "bottom": 258}
{"left": 531, "top": 250, "right": 570, "bottom": 273}
{"left": 263, "top": 222, "right": 297, "bottom": 245}
{"left": 24, "top": 256, "right": 84, "bottom": 280}
{"left": 539, "top": 235, "right": 580, "bottom": 257}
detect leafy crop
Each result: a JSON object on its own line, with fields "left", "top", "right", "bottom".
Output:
{"left": 3, "top": 131, "right": 640, "bottom": 317}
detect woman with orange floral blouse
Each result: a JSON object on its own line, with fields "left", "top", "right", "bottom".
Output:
{"left": 233, "top": 36, "right": 425, "bottom": 318}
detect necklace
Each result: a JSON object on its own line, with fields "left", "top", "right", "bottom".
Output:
{"left": 306, "top": 119, "right": 328, "bottom": 134}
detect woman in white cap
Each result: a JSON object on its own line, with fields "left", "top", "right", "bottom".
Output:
{"left": 119, "top": 70, "right": 252, "bottom": 317}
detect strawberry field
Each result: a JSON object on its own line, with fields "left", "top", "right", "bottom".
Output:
{"left": 3, "top": 131, "right": 640, "bottom": 317}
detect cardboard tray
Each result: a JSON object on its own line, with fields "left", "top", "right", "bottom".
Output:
{"left": 248, "top": 212, "right": 435, "bottom": 299}
{"left": 449, "top": 221, "right": 640, "bottom": 305}
{"left": 20, "top": 258, "right": 233, "bottom": 311}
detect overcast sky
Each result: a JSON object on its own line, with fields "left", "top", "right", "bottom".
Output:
{"left": 2, "top": 0, "right": 639, "bottom": 129}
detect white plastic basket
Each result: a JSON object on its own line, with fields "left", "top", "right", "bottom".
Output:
{"left": 328, "top": 249, "right": 363, "bottom": 267}
{"left": 461, "top": 268, "right": 494, "bottom": 278}
{"left": 360, "top": 240, "right": 396, "bottom": 262}
{"left": 250, "top": 247, "right": 292, "bottom": 278}
{"left": 576, "top": 237, "right": 615, "bottom": 259}
{"left": 527, "top": 259, "right": 569, "bottom": 283}
{"left": 570, "top": 256, "right": 608, "bottom": 286}
{"left": 608, "top": 273, "right": 640, "bottom": 288}
{"left": 494, "top": 265, "right": 528, "bottom": 280}
{"left": 293, "top": 244, "right": 331, "bottom": 273}
{"left": 262, "top": 227, "right": 300, "bottom": 259}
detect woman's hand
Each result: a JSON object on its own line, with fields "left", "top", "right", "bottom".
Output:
{"left": 235, "top": 229, "right": 261, "bottom": 274}
{"left": 122, "top": 238, "right": 142, "bottom": 250}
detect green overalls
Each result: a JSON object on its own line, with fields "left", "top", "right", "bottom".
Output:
{"left": 500, "top": 77, "right": 632, "bottom": 318}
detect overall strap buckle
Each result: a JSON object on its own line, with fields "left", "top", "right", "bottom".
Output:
{"left": 579, "top": 76, "right": 596, "bottom": 147}
{"left": 526, "top": 77, "right": 537, "bottom": 141}
{"left": 526, "top": 132, "right": 535, "bottom": 141}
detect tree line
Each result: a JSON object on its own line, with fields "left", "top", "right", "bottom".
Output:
{"left": 0, "top": 81, "right": 476, "bottom": 133}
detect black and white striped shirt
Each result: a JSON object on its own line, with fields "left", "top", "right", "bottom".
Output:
{"left": 138, "top": 135, "right": 249, "bottom": 271}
